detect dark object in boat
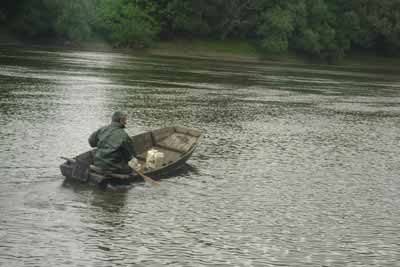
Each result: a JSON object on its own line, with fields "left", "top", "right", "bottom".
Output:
{"left": 60, "top": 126, "right": 201, "bottom": 185}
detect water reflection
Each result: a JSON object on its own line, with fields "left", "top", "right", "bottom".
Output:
{"left": 1, "top": 46, "right": 400, "bottom": 266}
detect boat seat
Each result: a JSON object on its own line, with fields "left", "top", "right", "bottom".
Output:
{"left": 156, "top": 133, "right": 197, "bottom": 153}
{"left": 89, "top": 165, "right": 131, "bottom": 179}
{"left": 155, "top": 143, "right": 186, "bottom": 153}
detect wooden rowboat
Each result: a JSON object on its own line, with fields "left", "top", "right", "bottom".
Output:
{"left": 60, "top": 126, "right": 201, "bottom": 185}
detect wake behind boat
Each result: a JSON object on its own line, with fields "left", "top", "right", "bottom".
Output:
{"left": 60, "top": 126, "right": 201, "bottom": 186}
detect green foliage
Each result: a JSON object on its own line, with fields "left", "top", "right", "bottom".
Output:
{"left": 6, "top": 0, "right": 94, "bottom": 41}
{"left": 96, "top": 0, "right": 160, "bottom": 47}
{"left": 293, "top": 0, "right": 338, "bottom": 59}
{"left": 257, "top": 6, "right": 295, "bottom": 53}
{"left": 261, "top": 36, "right": 289, "bottom": 54}
{"left": 9, "top": 0, "right": 56, "bottom": 38}
{"left": 0, "top": 9, "right": 6, "bottom": 23}
{"left": 360, "top": 0, "right": 400, "bottom": 55}
{"left": 296, "top": 29, "right": 320, "bottom": 55}
{"left": 164, "top": 0, "right": 211, "bottom": 36}
{"left": 2, "top": 0, "right": 400, "bottom": 59}
{"left": 53, "top": 0, "right": 95, "bottom": 42}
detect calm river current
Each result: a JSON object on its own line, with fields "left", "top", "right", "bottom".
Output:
{"left": 0, "top": 46, "right": 400, "bottom": 266}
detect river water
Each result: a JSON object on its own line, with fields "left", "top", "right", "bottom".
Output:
{"left": 0, "top": 46, "right": 399, "bottom": 266}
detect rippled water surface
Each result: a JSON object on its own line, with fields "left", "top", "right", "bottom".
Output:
{"left": 1, "top": 46, "right": 400, "bottom": 266}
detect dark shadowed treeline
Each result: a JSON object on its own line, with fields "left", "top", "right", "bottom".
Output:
{"left": 1, "top": 0, "right": 399, "bottom": 60}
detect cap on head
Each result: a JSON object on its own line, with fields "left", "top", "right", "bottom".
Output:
{"left": 111, "top": 111, "right": 127, "bottom": 122}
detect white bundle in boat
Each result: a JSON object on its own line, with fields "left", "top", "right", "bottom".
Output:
{"left": 146, "top": 149, "right": 164, "bottom": 169}
{"left": 128, "top": 158, "right": 142, "bottom": 171}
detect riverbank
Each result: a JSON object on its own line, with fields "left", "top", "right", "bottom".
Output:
{"left": 149, "top": 39, "right": 262, "bottom": 62}
{"left": 149, "top": 38, "right": 321, "bottom": 66}
{"left": 1, "top": 31, "right": 399, "bottom": 70}
{"left": 149, "top": 39, "right": 400, "bottom": 71}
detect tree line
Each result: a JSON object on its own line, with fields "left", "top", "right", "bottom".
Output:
{"left": 1, "top": 0, "right": 399, "bottom": 60}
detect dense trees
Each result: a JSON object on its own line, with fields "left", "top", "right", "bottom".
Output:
{"left": 1, "top": 0, "right": 399, "bottom": 59}
{"left": 95, "top": 0, "right": 159, "bottom": 47}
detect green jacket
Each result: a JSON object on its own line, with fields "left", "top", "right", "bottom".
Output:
{"left": 88, "top": 122, "right": 136, "bottom": 173}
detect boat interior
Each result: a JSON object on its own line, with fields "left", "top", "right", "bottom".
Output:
{"left": 131, "top": 126, "right": 201, "bottom": 168}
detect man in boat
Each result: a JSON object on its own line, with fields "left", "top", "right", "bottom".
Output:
{"left": 88, "top": 111, "right": 136, "bottom": 175}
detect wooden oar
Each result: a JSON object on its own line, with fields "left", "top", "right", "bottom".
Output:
{"left": 61, "top": 156, "right": 77, "bottom": 163}
{"left": 133, "top": 169, "right": 160, "bottom": 187}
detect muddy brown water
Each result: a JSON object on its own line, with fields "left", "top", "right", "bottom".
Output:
{"left": 1, "top": 46, "right": 400, "bottom": 266}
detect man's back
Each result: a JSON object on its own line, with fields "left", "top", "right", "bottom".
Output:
{"left": 89, "top": 120, "right": 135, "bottom": 174}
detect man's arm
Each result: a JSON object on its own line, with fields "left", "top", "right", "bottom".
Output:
{"left": 122, "top": 134, "right": 136, "bottom": 161}
{"left": 88, "top": 129, "right": 100, "bottom": 147}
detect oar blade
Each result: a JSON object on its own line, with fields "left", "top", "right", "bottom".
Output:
{"left": 134, "top": 169, "right": 160, "bottom": 187}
